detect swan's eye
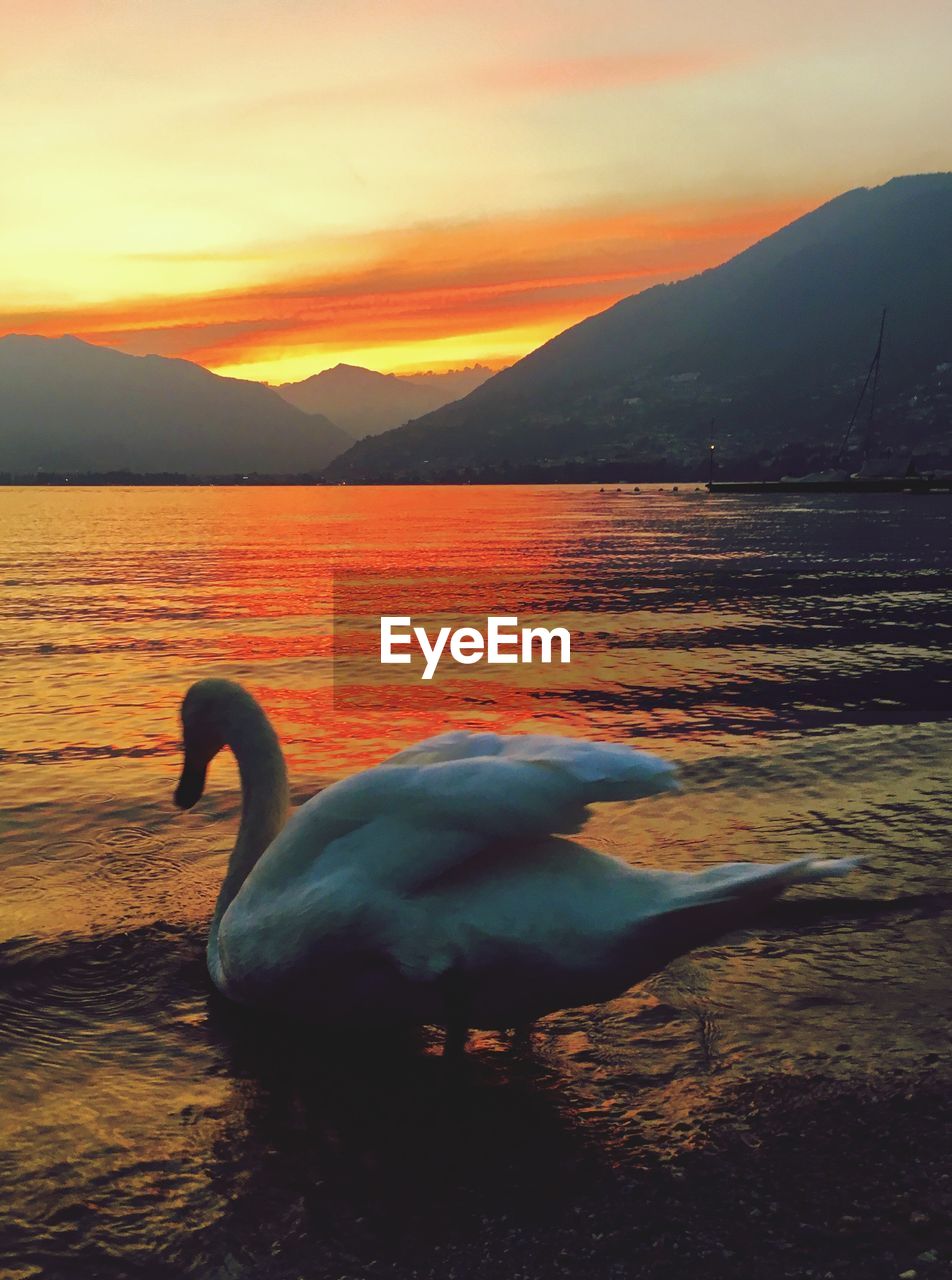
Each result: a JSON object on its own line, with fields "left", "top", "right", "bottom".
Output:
{"left": 185, "top": 723, "right": 223, "bottom": 757}
{"left": 181, "top": 704, "right": 226, "bottom": 759}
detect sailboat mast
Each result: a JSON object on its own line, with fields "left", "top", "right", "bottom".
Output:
{"left": 836, "top": 307, "right": 887, "bottom": 464}
{"left": 861, "top": 307, "right": 887, "bottom": 460}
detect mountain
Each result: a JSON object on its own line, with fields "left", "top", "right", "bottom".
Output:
{"left": 325, "top": 174, "right": 952, "bottom": 481}
{"left": 275, "top": 362, "right": 494, "bottom": 437}
{"left": 0, "top": 336, "right": 352, "bottom": 474}
{"left": 399, "top": 366, "right": 495, "bottom": 398}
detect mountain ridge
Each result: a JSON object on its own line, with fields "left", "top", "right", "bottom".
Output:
{"left": 275, "top": 362, "right": 494, "bottom": 437}
{"left": 325, "top": 174, "right": 952, "bottom": 481}
{"left": 0, "top": 335, "right": 352, "bottom": 474}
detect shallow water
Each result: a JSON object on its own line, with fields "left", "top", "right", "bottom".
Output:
{"left": 1, "top": 484, "right": 950, "bottom": 1277}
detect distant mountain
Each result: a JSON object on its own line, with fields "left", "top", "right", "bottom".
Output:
{"left": 326, "top": 174, "right": 952, "bottom": 481}
{"left": 275, "top": 362, "right": 494, "bottom": 437}
{"left": 0, "top": 336, "right": 352, "bottom": 474}
{"left": 399, "top": 366, "right": 495, "bottom": 398}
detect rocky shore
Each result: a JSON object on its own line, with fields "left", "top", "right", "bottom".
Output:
{"left": 195, "top": 1064, "right": 952, "bottom": 1280}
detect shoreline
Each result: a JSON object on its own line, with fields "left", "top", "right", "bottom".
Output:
{"left": 264, "top": 1067, "right": 951, "bottom": 1280}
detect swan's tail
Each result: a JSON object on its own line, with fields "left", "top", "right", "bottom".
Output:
{"left": 618, "top": 854, "right": 864, "bottom": 992}
{"left": 775, "top": 855, "right": 863, "bottom": 885}
{"left": 682, "top": 854, "right": 863, "bottom": 910}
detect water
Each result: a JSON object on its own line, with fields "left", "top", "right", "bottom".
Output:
{"left": 1, "top": 484, "right": 950, "bottom": 1278}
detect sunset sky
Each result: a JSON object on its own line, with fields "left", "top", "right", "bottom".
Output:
{"left": 2, "top": 0, "right": 950, "bottom": 383}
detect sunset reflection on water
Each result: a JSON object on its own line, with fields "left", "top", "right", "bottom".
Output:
{"left": 1, "top": 484, "right": 950, "bottom": 1277}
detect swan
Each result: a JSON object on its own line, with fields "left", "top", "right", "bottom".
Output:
{"left": 174, "top": 679, "right": 858, "bottom": 1052}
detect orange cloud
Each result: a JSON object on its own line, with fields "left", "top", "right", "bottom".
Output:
{"left": 218, "top": 48, "right": 744, "bottom": 125}
{"left": 0, "top": 195, "right": 818, "bottom": 381}
{"left": 476, "top": 50, "right": 743, "bottom": 94}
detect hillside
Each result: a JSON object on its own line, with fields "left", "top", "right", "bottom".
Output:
{"left": 0, "top": 336, "right": 352, "bottom": 475}
{"left": 275, "top": 362, "right": 493, "bottom": 437}
{"left": 325, "top": 174, "right": 952, "bottom": 481}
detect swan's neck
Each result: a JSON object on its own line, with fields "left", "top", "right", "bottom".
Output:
{"left": 209, "top": 702, "right": 290, "bottom": 950}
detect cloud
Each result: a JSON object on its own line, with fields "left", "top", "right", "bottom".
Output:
{"left": 0, "top": 194, "right": 816, "bottom": 378}
{"left": 203, "top": 47, "right": 748, "bottom": 133}
{"left": 475, "top": 50, "right": 744, "bottom": 94}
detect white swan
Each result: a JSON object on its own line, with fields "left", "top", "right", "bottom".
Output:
{"left": 174, "top": 679, "right": 857, "bottom": 1051}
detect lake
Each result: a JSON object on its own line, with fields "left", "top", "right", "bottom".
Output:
{"left": 1, "top": 484, "right": 950, "bottom": 1278}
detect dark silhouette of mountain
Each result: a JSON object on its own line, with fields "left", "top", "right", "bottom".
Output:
{"left": 275, "top": 363, "right": 494, "bottom": 437}
{"left": 326, "top": 174, "right": 952, "bottom": 481}
{"left": 0, "top": 336, "right": 352, "bottom": 474}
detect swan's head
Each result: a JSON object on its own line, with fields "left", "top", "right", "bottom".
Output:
{"left": 174, "top": 679, "right": 242, "bottom": 809}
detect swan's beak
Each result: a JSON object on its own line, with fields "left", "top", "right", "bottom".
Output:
{"left": 174, "top": 752, "right": 208, "bottom": 810}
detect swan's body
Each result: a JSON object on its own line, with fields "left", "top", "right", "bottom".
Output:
{"left": 175, "top": 680, "right": 857, "bottom": 1042}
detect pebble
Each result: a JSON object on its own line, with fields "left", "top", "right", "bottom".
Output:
{"left": 899, "top": 1270, "right": 917, "bottom": 1279}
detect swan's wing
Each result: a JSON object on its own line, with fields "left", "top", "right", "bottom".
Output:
{"left": 246, "top": 732, "right": 678, "bottom": 895}
{"left": 381, "top": 729, "right": 673, "bottom": 790}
